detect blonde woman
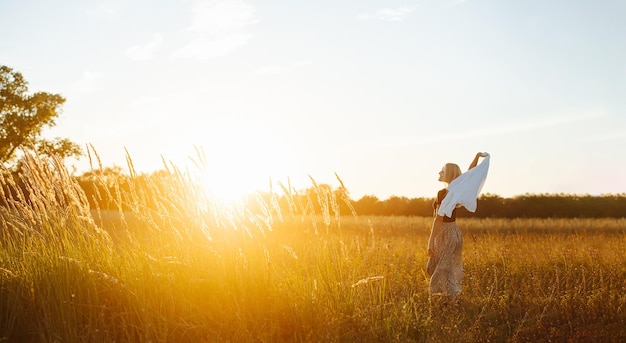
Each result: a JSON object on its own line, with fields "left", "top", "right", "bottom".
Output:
{"left": 427, "top": 152, "right": 489, "bottom": 301}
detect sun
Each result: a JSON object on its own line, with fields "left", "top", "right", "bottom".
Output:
{"left": 196, "top": 168, "right": 264, "bottom": 207}
{"left": 189, "top": 143, "right": 271, "bottom": 208}
{"left": 183, "top": 116, "right": 300, "bottom": 208}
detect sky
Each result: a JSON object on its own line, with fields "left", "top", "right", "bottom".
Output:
{"left": 2, "top": 0, "right": 626, "bottom": 201}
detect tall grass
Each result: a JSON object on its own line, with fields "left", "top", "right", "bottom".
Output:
{"left": 1, "top": 152, "right": 625, "bottom": 342}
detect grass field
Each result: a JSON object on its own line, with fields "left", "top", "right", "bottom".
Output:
{"left": 1, "top": 154, "right": 626, "bottom": 342}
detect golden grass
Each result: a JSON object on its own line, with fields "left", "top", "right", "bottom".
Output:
{"left": 1, "top": 152, "right": 625, "bottom": 342}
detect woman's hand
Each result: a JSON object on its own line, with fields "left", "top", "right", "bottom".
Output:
{"left": 469, "top": 152, "right": 488, "bottom": 169}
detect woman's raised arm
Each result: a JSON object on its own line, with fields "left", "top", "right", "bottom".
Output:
{"left": 468, "top": 152, "right": 488, "bottom": 170}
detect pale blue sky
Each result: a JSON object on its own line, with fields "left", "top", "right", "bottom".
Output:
{"left": 2, "top": 0, "right": 625, "bottom": 200}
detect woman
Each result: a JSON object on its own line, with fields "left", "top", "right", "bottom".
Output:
{"left": 427, "top": 152, "right": 488, "bottom": 299}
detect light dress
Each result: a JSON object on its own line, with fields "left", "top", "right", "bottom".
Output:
{"left": 427, "top": 201, "right": 463, "bottom": 297}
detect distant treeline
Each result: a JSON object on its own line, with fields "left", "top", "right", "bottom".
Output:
{"left": 3, "top": 167, "right": 625, "bottom": 219}
{"left": 72, "top": 170, "right": 625, "bottom": 218}
{"left": 349, "top": 193, "right": 626, "bottom": 218}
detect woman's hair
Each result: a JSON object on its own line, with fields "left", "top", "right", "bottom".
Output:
{"left": 443, "top": 163, "right": 462, "bottom": 183}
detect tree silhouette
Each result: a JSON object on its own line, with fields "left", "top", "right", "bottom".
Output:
{"left": 0, "top": 65, "right": 81, "bottom": 165}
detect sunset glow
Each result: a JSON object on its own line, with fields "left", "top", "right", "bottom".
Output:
{"left": 2, "top": 0, "right": 625, "bottom": 198}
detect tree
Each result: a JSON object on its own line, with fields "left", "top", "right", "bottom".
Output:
{"left": 0, "top": 65, "right": 81, "bottom": 165}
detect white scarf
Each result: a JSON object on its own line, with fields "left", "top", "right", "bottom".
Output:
{"left": 437, "top": 154, "right": 490, "bottom": 217}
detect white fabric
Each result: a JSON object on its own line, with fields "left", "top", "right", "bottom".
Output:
{"left": 437, "top": 154, "right": 490, "bottom": 217}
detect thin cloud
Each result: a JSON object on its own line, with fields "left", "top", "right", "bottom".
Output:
{"left": 66, "top": 70, "right": 104, "bottom": 95}
{"left": 393, "top": 111, "right": 605, "bottom": 146}
{"left": 125, "top": 34, "right": 162, "bottom": 61}
{"left": 87, "top": 96, "right": 171, "bottom": 138}
{"left": 86, "top": 1, "right": 125, "bottom": 17}
{"left": 481, "top": 111, "right": 605, "bottom": 136}
{"left": 173, "top": 0, "right": 258, "bottom": 60}
{"left": 447, "top": 0, "right": 469, "bottom": 8}
{"left": 255, "top": 60, "right": 312, "bottom": 75}
{"left": 173, "top": 33, "right": 251, "bottom": 60}
{"left": 358, "top": 6, "right": 415, "bottom": 22}
{"left": 583, "top": 129, "right": 626, "bottom": 143}
{"left": 125, "top": 96, "right": 170, "bottom": 130}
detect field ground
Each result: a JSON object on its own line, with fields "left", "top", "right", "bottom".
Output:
{"left": 2, "top": 210, "right": 626, "bottom": 342}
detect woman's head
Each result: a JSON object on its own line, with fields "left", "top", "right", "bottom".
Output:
{"left": 438, "top": 163, "right": 462, "bottom": 184}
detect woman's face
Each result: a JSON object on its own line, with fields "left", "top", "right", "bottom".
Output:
{"left": 438, "top": 167, "right": 445, "bottom": 182}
